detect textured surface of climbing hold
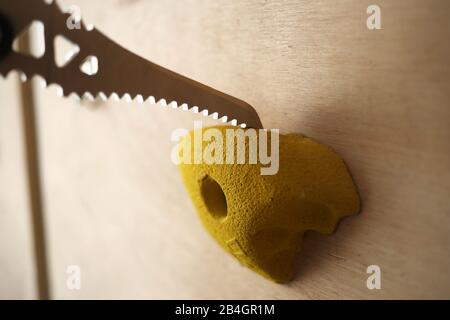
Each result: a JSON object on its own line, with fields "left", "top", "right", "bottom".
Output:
{"left": 178, "top": 126, "right": 359, "bottom": 283}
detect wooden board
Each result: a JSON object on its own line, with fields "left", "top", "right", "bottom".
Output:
{"left": 0, "top": 74, "right": 37, "bottom": 299}
{"left": 31, "top": 0, "right": 450, "bottom": 298}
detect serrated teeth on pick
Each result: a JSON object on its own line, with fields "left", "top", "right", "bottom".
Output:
{"left": 5, "top": 70, "right": 16, "bottom": 79}
{"left": 98, "top": 92, "right": 107, "bottom": 101}
{"left": 69, "top": 92, "right": 80, "bottom": 101}
{"left": 19, "top": 72, "right": 27, "bottom": 82}
{"left": 0, "top": 69, "right": 244, "bottom": 126}
{"left": 135, "top": 95, "right": 144, "bottom": 103}
{"left": 55, "top": 85, "right": 64, "bottom": 97}
{"left": 38, "top": 77, "right": 47, "bottom": 88}
{"left": 82, "top": 92, "right": 94, "bottom": 101}
{"left": 122, "top": 93, "right": 132, "bottom": 102}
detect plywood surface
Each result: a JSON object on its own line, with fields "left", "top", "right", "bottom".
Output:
{"left": 32, "top": 0, "right": 450, "bottom": 298}
{"left": 0, "top": 75, "right": 37, "bottom": 299}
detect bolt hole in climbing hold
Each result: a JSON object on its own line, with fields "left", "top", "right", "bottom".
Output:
{"left": 200, "top": 175, "right": 228, "bottom": 219}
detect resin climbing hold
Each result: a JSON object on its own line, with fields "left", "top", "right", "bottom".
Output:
{"left": 178, "top": 126, "right": 359, "bottom": 283}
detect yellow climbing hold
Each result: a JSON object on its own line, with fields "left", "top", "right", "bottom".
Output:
{"left": 178, "top": 126, "right": 359, "bottom": 283}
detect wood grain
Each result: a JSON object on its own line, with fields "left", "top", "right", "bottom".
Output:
{"left": 32, "top": 0, "right": 450, "bottom": 298}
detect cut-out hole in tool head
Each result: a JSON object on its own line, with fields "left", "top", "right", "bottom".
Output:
{"left": 12, "top": 20, "right": 45, "bottom": 58}
{"left": 80, "top": 55, "right": 98, "bottom": 75}
{"left": 200, "top": 175, "right": 228, "bottom": 219}
{"left": 54, "top": 35, "right": 79, "bottom": 67}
